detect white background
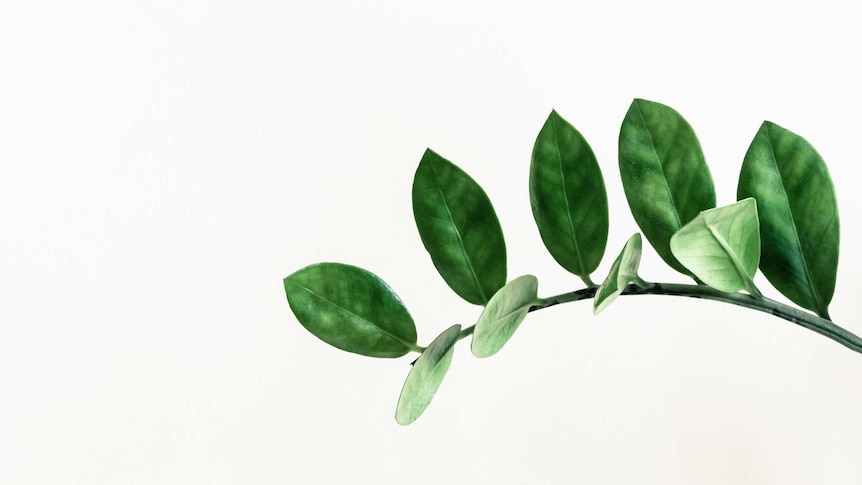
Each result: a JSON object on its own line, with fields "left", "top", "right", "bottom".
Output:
{"left": 2, "top": 1, "right": 861, "bottom": 483}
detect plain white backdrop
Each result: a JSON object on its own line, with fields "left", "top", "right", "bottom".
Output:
{"left": 2, "top": 1, "right": 861, "bottom": 483}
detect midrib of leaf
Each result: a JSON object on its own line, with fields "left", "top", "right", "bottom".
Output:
{"left": 763, "top": 127, "right": 826, "bottom": 314}
{"left": 429, "top": 160, "right": 487, "bottom": 303}
{"left": 487, "top": 302, "right": 533, "bottom": 325}
{"left": 634, "top": 101, "right": 683, "bottom": 230}
{"left": 287, "top": 282, "right": 413, "bottom": 349}
{"left": 551, "top": 114, "right": 587, "bottom": 275}
{"left": 706, "top": 224, "right": 753, "bottom": 291}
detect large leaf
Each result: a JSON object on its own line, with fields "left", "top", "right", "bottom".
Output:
{"left": 395, "top": 324, "right": 461, "bottom": 425}
{"left": 670, "top": 198, "right": 760, "bottom": 294}
{"left": 530, "top": 110, "right": 608, "bottom": 282}
{"left": 594, "top": 233, "right": 645, "bottom": 315}
{"left": 618, "top": 99, "right": 716, "bottom": 275}
{"left": 412, "top": 149, "right": 507, "bottom": 305}
{"left": 738, "top": 121, "right": 839, "bottom": 319}
{"left": 471, "top": 275, "right": 539, "bottom": 358}
{"left": 284, "top": 263, "right": 418, "bottom": 358}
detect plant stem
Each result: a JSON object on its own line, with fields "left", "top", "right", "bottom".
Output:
{"left": 454, "top": 282, "right": 862, "bottom": 354}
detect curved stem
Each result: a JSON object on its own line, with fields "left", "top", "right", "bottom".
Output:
{"left": 454, "top": 282, "right": 862, "bottom": 354}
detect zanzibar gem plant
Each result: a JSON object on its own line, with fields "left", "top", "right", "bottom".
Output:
{"left": 283, "top": 99, "right": 859, "bottom": 425}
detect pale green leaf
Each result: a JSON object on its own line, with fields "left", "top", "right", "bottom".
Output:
{"left": 594, "top": 233, "right": 644, "bottom": 315}
{"left": 471, "top": 275, "right": 539, "bottom": 358}
{"left": 395, "top": 324, "right": 461, "bottom": 425}
{"left": 670, "top": 198, "right": 760, "bottom": 294}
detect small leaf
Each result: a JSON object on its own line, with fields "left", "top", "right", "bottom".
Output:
{"left": 412, "top": 149, "right": 507, "bottom": 305}
{"left": 737, "top": 121, "right": 839, "bottom": 319}
{"left": 618, "top": 99, "right": 716, "bottom": 275}
{"left": 670, "top": 198, "right": 760, "bottom": 294}
{"left": 471, "top": 275, "right": 539, "bottom": 358}
{"left": 284, "top": 263, "right": 418, "bottom": 358}
{"left": 530, "top": 110, "right": 608, "bottom": 281}
{"left": 395, "top": 324, "right": 461, "bottom": 425}
{"left": 594, "top": 233, "right": 644, "bottom": 315}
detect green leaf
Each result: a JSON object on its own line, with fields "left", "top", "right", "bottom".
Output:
{"left": 594, "top": 233, "right": 645, "bottom": 315}
{"left": 737, "top": 122, "right": 839, "bottom": 319}
{"left": 395, "top": 324, "right": 461, "bottom": 425}
{"left": 670, "top": 198, "right": 761, "bottom": 294}
{"left": 530, "top": 110, "right": 608, "bottom": 283}
{"left": 284, "top": 263, "right": 418, "bottom": 358}
{"left": 618, "top": 98, "right": 716, "bottom": 275}
{"left": 471, "top": 275, "right": 539, "bottom": 358}
{"left": 412, "top": 149, "right": 507, "bottom": 305}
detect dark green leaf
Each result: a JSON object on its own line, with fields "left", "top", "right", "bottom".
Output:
{"left": 412, "top": 149, "right": 507, "bottom": 305}
{"left": 395, "top": 324, "right": 461, "bottom": 425}
{"left": 738, "top": 121, "right": 839, "bottom": 319}
{"left": 594, "top": 233, "right": 645, "bottom": 315}
{"left": 670, "top": 199, "right": 761, "bottom": 294}
{"left": 471, "top": 275, "right": 539, "bottom": 358}
{"left": 284, "top": 263, "right": 418, "bottom": 358}
{"left": 618, "top": 98, "right": 716, "bottom": 275}
{"left": 530, "top": 110, "right": 608, "bottom": 282}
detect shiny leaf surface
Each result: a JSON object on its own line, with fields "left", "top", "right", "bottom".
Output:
{"left": 737, "top": 121, "right": 839, "bottom": 319}
{"left": 594, "top": 233, "right": 644, "bottom": 315}
{"left": 530, "top": 110, "right": 608, "bottom": 279}
{"left": 412, "top": 149, "right": 507, "bottom": 305}
{"left": 395, "top": 324, "right": 461, "bottom": 425}
{"left": 284, "top": 263, "right": 417, "bottom": 358}
{"left": 619, "top": 99, "right": 716, "bottom": 275}
{"left": 471, "top": 275, "right": 539, "bottom": 358}
{"left": 670, "top": 198, "right": 760, "bottom": 294}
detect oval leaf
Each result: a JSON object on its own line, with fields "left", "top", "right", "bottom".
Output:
{"left": 737, "top": 121, "right": 839, "bottom": 319}
{"left": 412, "top": 149, "right": 507, "bottom": 305}
{"left": 618, "top": 98, "right": 716, "bottom": 275}
{"left": 284, "top": 263, "right": 418, "bottom": 358}
{"left": 670, "top": 198, "right": 760, "bottom": 294}
{"left": 395, "top": 324, "right": 461, "bottom": 425}
{"left": 594, "top": 233, "right": 644, "bottom": 315}
{"left": 471, "top": 275, "right": 539, "bottom": 358}
{"left": 530, "top": 110, "right": 608, "bottom": 281}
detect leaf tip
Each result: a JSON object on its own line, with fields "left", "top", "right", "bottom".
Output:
{"left": 592, "top": 298, "right": 602, "bottom": 316}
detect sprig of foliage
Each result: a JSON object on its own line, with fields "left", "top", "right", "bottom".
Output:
{"left": 283, "top": 99, "right": 860, "bottom": 425}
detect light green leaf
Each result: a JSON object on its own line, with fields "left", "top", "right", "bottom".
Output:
{"left": 284, "top": 263, "right": 418, "bottom": 358}
{"left": 471, "top": 275, "right": 539, "bottom": 358}
{"left": 737, "top": 121, "right": 839, "bottom": 319}
{"left": 670, "top": 198, "right": 760, "bottom": 294}
{"left": 412, "top": 149, "right": 507, "bottom": 305}
{"left": 530, "top": 110, "right": 608, "bottom": 282}
{"left": 594, "top": 233, "right": 645, "bottom": 315}
{"left": 619, "top": 98, "right": 716, "bottom": 275}
{"left": 395, "top": 324, "right": 461, "bottom": 425}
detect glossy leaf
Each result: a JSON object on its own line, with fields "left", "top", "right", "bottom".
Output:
{"left": 530, "top": 110, "right": 608, "bottom": 280}
{"left": 619, "top": 99, "right": 716, "bottom": 275}
{"left": 284, "top": 263, "right": 417, "bottom": 358}
{"left": 738, "top": 122, "right": 839, "bottom": 319}
{"left": 670, "top": 198, "right": 760, "bottom": 294}
{"left": 395, "top": 324, "right": 461, "bottom": 425}
{"left": 412, "top": 149, "right": 507, "bottom": 305}
{"left": 594, "top": 233, "right": 644, "bottom": 315}
{"left": 471, "top": 275, "right": 539, "bottom": 358}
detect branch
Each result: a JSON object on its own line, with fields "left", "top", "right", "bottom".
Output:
{"left": 455, "top": 283, "right": 862, "bottom": 354}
